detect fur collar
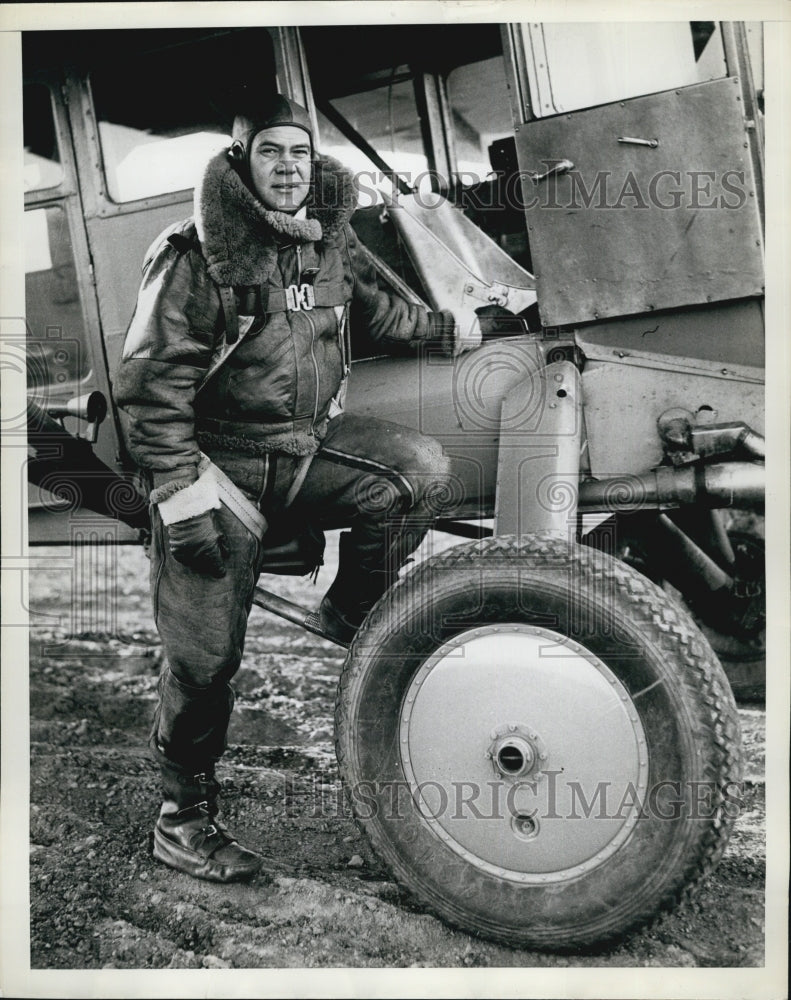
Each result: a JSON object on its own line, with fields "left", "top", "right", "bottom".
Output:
{"left": 195, "top": 151, "right": 358, "bottom": 286}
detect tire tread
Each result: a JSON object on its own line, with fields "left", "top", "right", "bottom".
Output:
{"left": 335, "top": 533, "right": 742, "bottom": 950}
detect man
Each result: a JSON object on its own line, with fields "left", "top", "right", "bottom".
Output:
{"left": 114, "top": 94, "right": 480, "bottom": 883}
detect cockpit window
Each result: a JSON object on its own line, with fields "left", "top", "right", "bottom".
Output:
{"left": 523, "top": 22, "right": 728, "bottom": 118}
{"left": 24, "top": 83, "right": 64, "bottom": 193}
{"left": 89, "top": 29, "right": 276, "bottom": 203}
{"left": 303, "top": 24, "right": 513, "bottom": 203}
{"left": 25, "top": 205, "right": 93, "bottom": 389}
{"left": 446, "top": 56, "right": 513, "bottom": 186}
{"left": 302, "top": 27, "right": 435, "bottom": 207}
{"left": 315, "top": 75, "right": 429, "bottom": 207}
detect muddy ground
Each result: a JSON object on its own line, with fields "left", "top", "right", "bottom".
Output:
{"left": 26, "top": 530, "right": 765, "bottom": 971}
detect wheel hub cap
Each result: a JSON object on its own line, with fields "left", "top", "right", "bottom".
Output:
{"left": 399, "top": 624, "right": 649, "bottom": 883}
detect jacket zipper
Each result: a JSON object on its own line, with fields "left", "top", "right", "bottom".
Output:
{"left": 295, "top": 244, "right": 321, "bottom": 435}
{"left": 305, "top": 310, "right": 320, "bottom": 436}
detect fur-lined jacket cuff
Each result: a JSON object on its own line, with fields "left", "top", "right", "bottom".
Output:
{"left": 156, "top": 475, "right": 221, "bottom": 525}
{"left": 150, "top": 467, "right": 199, "bottom": 495}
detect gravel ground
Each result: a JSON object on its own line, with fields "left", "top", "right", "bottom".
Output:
{"left": 22, "top": 531, "right": 767, "bottom": 974}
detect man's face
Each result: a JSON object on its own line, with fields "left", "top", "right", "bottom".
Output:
{"left": 249, "top": 125, "right": 312, "bottom": 213}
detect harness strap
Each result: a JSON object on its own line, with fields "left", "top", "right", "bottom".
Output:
{"left": 198, "top": 272, "right": 346, "bottom": 397}
{"left": 195, "top": 303, "right": 254, "bottom": 397}
{"left": 283, "top": 454, "right": 315, "bottom": 509}
{"left": 300, "top": 242, "right": 320, "bottom": 274}
{"left": 197, "top": 453, "right": 268, "bottom": 541}
{"left": 235, "top": 283, "right": 347, "bottom": 314}
{"left": 218, "top": 286, "right": 240, "bottom": 345}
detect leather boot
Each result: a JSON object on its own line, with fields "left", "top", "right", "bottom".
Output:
{"left": 318, "top": 532, "right": 393, "bottom": 644}
{"left": 153, "top": 798, "right": 262, "bottom": 883}
{"left": 318, "top": 593, "right": 366, "bottom": 645}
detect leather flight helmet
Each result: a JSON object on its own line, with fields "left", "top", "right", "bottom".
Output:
{"left": 229, "top": 93, "right": 314, "bottom": 165}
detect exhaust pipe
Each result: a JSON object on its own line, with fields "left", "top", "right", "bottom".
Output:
{"left": 579, "top": 462, "right": 764, "bottom": 513}
{"left": 27, "top": 398, "right": 150, "bottom": 531}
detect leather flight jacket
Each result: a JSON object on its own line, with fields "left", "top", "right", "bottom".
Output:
{"left": 115, "top": 151, "right": 452, "bottom": 492}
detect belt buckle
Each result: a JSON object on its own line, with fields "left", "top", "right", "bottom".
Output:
{"left": 285, "top": 283, "right": 315, "bottom": 311}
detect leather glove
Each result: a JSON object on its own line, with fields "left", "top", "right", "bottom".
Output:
{"left": 166, "top": 510, "right": 228, "bottom": 578}
{"left": 452, "top": 309, "right": 483, "bottom": 357}
{"left": 152, "top": 472, "right": 227, "bottom": 579}
{"left": 426, "top": 308, "right": 483, "bottom": 358}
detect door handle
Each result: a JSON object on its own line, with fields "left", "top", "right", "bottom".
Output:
{"left": 531, "top": 159, "right": 574, "bottom": 183}
{"left": 617, "top": 136, "right": 659, "bottom": 148}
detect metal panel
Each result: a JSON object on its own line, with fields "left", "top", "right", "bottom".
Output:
{"left": 85, "top": 201, "right": 192, "bottom": 381}
{"left": 28, "top": 507, "right": 140, "bottom": 545}
{"left": 276, "top": 28, "right": 318, "bottom": 136}
{"left": 345, "top": 338, "right": 545, "bottom": 516}
{"left": 515, "top": 78, "right": 764, "bottom": 326}
{"left": 581, "top": 358, "right": 764, "bottom": 478}
{"left": 494, "top": 361, "right": 581, "bottom": 536}
{"left": 577, "top": 299, "right": 764, "bottom": 369}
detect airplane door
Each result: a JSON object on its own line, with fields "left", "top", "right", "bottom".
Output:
{"left": 506, "top": 22, "right": 764, "bottom": 328}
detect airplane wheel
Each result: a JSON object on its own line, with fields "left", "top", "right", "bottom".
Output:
{"left": 335, "top": 533, "right": 742, "bottom": 950}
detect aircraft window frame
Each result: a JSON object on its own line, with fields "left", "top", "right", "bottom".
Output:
{"left": 444, "top": 54, "right": 515, "bottom": 188}
{"left": 80, "top": 28, "right": 281, "bottom": 215}
{"left": 25, "top": 202, "right": 95, "bottom": 393}
{"left": 23, "top": 81, "right": 68, "bottom": 202}
{"left": 312, "top": 68, "right": 435, "bottom": 207}
{"left": 72, "top": 74, "right": 202, "bottom": 218}
{"left": 519, "top": 21, "right": 730, "bottom": 121}
{"left": 87, "top": 68, "right": 232, "bottom": 207}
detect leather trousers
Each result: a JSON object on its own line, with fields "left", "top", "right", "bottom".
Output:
{"left": 149, "top": 413, "right": 452, "bottom": 804}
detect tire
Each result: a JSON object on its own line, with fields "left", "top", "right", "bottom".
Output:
{"left": 335, "top": 533, "right": 742, "bottom": 951}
